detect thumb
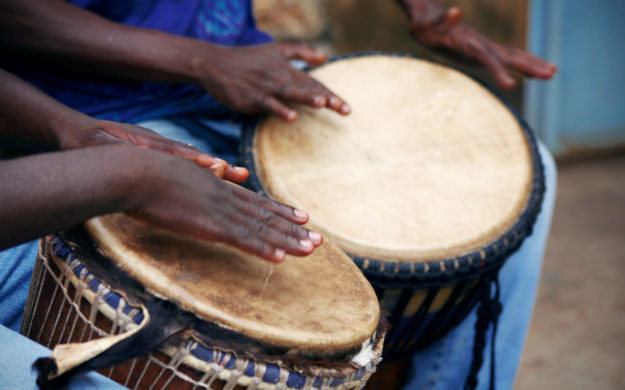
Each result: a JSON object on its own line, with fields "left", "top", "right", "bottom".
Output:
{"left": 276, "top": 42, "right": 327, "bottom": 66}
{"left": 434, "top": 7, "right": 463, "bottom": 32}
{"left": 415, "top": 6, "right": 463, "bottom": 34}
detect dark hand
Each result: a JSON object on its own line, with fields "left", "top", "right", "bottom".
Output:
{"left": 401, "top": 0, "right": 557, "bottom": 89}
{"left": 60, "top": 119, "right": 249, "bottom": 182}
{"left": 197, "top": 42, "right": 351, "bottom": 122}
{"left": 0, "top": 144, "right": 321, "bottom": 261}
{"left": 129, "top": 149, "right": 323, "bottom": 263}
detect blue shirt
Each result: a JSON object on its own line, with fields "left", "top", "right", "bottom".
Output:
{"left": 5, "top": 0, "right": 272, "bottom": 122}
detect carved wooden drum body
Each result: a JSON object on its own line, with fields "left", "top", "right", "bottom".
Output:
{"left": 22, "top": 214, "right": 385, "bottom": 389}
{"left": 241, "top": 54, "right": 545, "bottom": 360}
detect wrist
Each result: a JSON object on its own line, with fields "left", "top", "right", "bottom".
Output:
{"left": 51, "top": 110, "right": 100, "bottom": 151}
{"left": 115, "top": 146, "right": 188, "bottom": 213}
{"left": 101, "top": 145, "right": 161, "bottom": 212}
{"left": 185, "top": 41, "right": 224, "bottom": 85}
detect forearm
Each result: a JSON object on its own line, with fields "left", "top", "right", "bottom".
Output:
{"left": 0, "top": 145, "right": 146, "bottom": 249}
{"left": 0, "top": 68, "right": 92, "bottom": 151}
{"left": 0, "top": 0, "right": 210, "bottom": 84}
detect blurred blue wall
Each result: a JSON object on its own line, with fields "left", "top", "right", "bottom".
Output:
{"left": 524, "top": 0, "right": 625, "bottom": 156}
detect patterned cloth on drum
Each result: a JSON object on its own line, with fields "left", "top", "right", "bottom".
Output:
{"left": 22, "top": 215, "right": 385, "bottom": 389}
{"left": 240, "top": 54, "right": 546, "bottom": 389}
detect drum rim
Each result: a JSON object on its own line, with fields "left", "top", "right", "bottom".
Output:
{"left": 239, "top": 52, "right": 545, "bottom": 288}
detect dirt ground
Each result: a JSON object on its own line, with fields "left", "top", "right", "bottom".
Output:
{"left": 515, "top": 154, "right": 625, "bottom": 390}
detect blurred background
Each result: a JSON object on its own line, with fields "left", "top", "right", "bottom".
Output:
{"left": 254, "top": 0, "right": 625, "bottom": 389}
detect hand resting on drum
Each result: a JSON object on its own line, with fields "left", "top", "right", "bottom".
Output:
{"left": 0, "top": 69, "right": 322, "bottom": 262}
{"left": 0, "top": 145, "right": 321, "bottom": 262}
{"left": 196, "top": 42, "right": 352, "bottom": 122}
{"left": 398, "top": 0, "right": 557, "bottom": 89}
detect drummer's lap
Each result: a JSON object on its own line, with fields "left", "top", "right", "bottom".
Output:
{"left": 404, "top": 142, "right": 557, "bottom": 390}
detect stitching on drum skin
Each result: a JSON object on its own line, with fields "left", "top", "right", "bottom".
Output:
{"left": 158, "top": 370, "right": 179, "bottom": 390}
{"left": 124, "top": 358, "right": 139, "bottom": 388}
{"left": 149, "top": 354, "right": 173, "bottom": 389}
{"left": 39, "top": 256, "right": 107, "bottom": 339}
{"left": 65, "top": 262, "right": 85, "bottom": 342}
{"left": 278, "top": 366, "right": 289, "bottom": 386}
{"left": 106, "top": 366, "right": 116, "bottom": 383}
{"left": 64, "top": 281, "right": 83, "bottom": 344}
{"left": 197, "top": 363, "right": 213, "bottom": 388}
{"left": 249, "top": 377, "right": 261, "bottom": 390}
{"left": 37, "top": 245, "right": 59, "bottom": 343}
{"left": 24, "top": 241, "right": 49, "bottom": 337}
{"left": 50, "top": 263, "right": 72, "bottom": 347}
{"left": 207, "top": 363, "right": 222, "bottom": 387}
{"left": 134, "top": 358, "right": 152, "bottom": 390}
{"left": 224, "top": 370, "right": 241, "bottom": 390}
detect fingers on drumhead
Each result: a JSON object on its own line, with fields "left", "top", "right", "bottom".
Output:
{"left": 230, "top": 195, "right": 317, "bottom": 246}
{"left": 261, "top": 96, "right": 297, "bottom": 122}
{"left": 231, "top": 187, "right": 308, "bottom": 224}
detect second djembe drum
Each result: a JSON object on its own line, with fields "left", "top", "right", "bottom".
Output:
{"left": 241, "top": 54, "right": 544, "bottom": 375}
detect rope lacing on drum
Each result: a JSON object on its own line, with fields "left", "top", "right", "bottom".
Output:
{"left": 464, "top": 273, "right": 502, "bottom": 390}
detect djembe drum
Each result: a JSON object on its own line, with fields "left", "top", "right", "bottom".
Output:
{"left": 21, "top": 213, "right": 385, "bottom": 389}
{"left": 240, "top": 54, "right": 544, "bottom": 387}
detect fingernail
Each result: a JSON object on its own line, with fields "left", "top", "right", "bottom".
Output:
{"left": 299, "top": 239, "right": 313, "bottom": 250}
{"left": 293, "top": 209, "right": 308, "bottom": 219}
{"left": 287, "top": 110, "right": 297, "bottom": 121}
{"left": 274, "top": 248, "right": 286, "bottom": 260}
{"left": 313, "top": 95, "right": 326, "bottom": 107}
{"left": 329, "top": 96, "right": 340, "bottom": 108}
{"left": 308, "top": 231, "right": 322, "bottom": 245}
{"left": 340, "top": 103, "right": 351, "bottom": 114}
